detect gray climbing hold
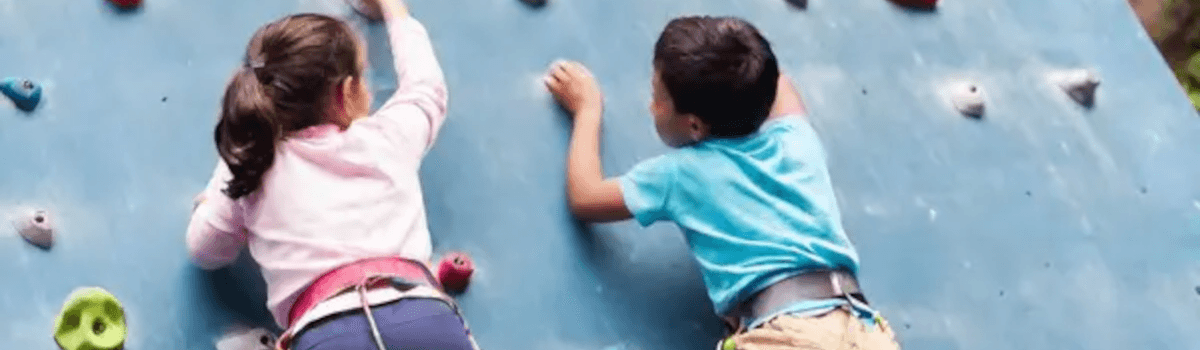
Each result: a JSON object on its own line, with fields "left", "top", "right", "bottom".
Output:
{"left": 215, "top": 326, "right": 276, "bottom": 350}
{"left": 12, "top": 209, "right": 53, "bottom": 249}
{"left": 1054, "top": 69, "right": 1100, "bottom": 107}
{"left": 949, "top": 82, "right": 985, "bottom": 117}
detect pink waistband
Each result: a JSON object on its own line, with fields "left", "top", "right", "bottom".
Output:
{"left": 287, "top": 257, "right": 439, "bottom": 327}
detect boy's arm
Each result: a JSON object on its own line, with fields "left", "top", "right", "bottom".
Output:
{"left": 545, "top": 61, "right": 633, "bottom": 222}
{"left": 767, "top": 74, "right": 806, "bottom": 120}
{"left": 186, "top": 162, "right": 248, "bottom": 270}
{"left": 374, "top": 0, "right": 449, "bottom": 157}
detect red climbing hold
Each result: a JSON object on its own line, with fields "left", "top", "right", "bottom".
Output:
{"left": 889, "top": 0, "right": 937, "bottom": 9}
{"left": 108, "top": 0, "right": 141, "bottom": 9}
{"left": 437, "top": 252, "right": 474, "bottom": 294}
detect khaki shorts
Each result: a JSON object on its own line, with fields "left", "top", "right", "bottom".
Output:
{"left": 723, "top": 307, "right": 900, "bottom": 350}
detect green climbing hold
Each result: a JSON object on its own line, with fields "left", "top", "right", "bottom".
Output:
{"left": 53, "top": 287, "right": 126, "bottom": 350}
{"left": 1189, "top": 91, "right": 1200, "bottom": 110}
{"left": 721, "top": 337, "right": 737, "bottom": 350}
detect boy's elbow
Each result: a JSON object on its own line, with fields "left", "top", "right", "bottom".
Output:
{"left": 566, "top": 186, "right": 632, "bottom": 223}
{"left": 567, "top": 194, "right": 593, "bottom": 220}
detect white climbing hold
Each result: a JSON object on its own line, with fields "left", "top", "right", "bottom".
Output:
{"left": 948, "top": 82, "right": 985, "bottom": 117}
{"left": 12, "top": 209, "right": 53, "bottom": 249}
{"left": 215, "top": 326, "right": 276, "bottom": 350}
{"left": 1053, "top": 69, "right": 1100, "bottom": 107}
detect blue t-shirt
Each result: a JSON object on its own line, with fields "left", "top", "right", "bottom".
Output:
{"left": 618, "top": 116, "right": 860, "bottom": 316}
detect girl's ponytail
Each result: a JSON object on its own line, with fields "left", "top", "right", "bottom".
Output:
{"left": 212, "top": 13, "right": 363, "bottom": 200}
{"left": 216, "top": 67, "right": 280, "bottom": 199}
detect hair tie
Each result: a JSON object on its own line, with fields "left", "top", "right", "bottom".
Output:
{"left": 246, "top": 58, "right": 273, "bottom": 85}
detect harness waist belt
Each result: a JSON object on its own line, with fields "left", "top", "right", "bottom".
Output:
{"left": 727, "top": 269, "right": 863, "bottom": 323}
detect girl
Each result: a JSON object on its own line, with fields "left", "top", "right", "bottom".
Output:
{"left": 186, "top": 1, "right": 476, "bottom": 349}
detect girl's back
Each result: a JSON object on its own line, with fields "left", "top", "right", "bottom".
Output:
{"left": 186, "top": 11, "right": 448, "bottom": 328}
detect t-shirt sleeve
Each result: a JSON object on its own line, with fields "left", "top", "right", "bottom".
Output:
{"left": 768, "top": 116, "right": 829, "bottom": 161}
{"left": 617, "top": 155, "right": 678, "bottom": 226}
{"left": 186, "top": 160, "right": 248, "bottom": 270}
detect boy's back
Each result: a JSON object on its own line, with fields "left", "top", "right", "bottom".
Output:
{"left": 619, "top": 116, "right": 859, "bottom": 315}
{"left": 545, "top": 15, "right": 899, "bottom": 350}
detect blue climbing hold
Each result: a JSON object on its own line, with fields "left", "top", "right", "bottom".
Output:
{"left": 1, "top": 77, "right": 43, "bottom": 112}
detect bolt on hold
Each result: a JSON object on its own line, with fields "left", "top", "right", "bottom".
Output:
{"left": 13, "top": 209, "right": 53, "bottom": 249}
{"left": 949, "top": 82, "right": 985, "bottom": 118}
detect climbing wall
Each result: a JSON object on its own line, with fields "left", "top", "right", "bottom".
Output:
{"left": 3, "top": 0, "right": 1199, "bottom": 349}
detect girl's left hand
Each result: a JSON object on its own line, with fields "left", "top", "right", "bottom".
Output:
{"left": 192, "top": 192, "right": 206, "bottom": 214}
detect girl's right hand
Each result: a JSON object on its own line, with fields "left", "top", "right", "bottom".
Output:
{"left": 545, "top": 60, "right": 604, "bottom": 119}
{"left": 352, "top": 0, "right": 406, "bottom": 20}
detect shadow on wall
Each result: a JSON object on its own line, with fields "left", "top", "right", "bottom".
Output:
{"left": 205, "top": 251, "right": 278, "bottom": 332}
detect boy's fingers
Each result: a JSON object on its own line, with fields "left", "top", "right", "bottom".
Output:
{"left": 551, "top": 67, "right": 572, "bottom": 84}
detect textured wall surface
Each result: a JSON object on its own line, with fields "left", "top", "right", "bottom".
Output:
{"left": 2, "top": 0, "right": 1198, "bottom": 349}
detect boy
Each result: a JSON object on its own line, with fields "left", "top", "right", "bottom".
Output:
{"left": 544, "top": 16, "right": 900, "bottom": 350}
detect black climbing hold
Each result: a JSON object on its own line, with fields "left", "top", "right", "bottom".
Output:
{"left": 1194, "top": 286, "right": 1200, "bottom": 295}
{"left": 1140, "top": 186, "right": 1148, "bottom": 194}
{"left": 904, "top": 323, "right": 911, "bottom": 329}
{"left": 862, "top": 88, "right": 868, "bottom": 95}
{"left": 1025, "top": 191, "right": 1032, "bottom": 197}
{"left": 1, "top": 77, "right": 43, "bottom": 112}
{"left": 785, "top": 0, "right": 807, "bottom": 10}
{"left": 998, "top": 290, "right": 1005, "bottom": 297}
{"left": 521, "top": 0, "right": 548, "bottom": 8}
{"left": 260, "top": 335, "right": 271, "bottom": 345}
{"left": 161, "top": 96, "right": 168, "bottom": 102}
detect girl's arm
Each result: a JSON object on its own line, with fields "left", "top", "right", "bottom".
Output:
{"left": 372, "top": 0, "right": 449, "bottom": 159}
{"left": 186, "top": 162, "right": 248, "bottom": 270}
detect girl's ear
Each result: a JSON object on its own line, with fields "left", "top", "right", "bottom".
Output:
{"left": 338, "top": 77, "right": 355, "bottom": 110}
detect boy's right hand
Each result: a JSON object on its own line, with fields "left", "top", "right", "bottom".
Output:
{"left": 545, "top": 60, "right": 604, "bottom": 119}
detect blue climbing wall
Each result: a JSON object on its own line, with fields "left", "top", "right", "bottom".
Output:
{"left": 3, "top": 0, "right": 1199, "bottom": 349}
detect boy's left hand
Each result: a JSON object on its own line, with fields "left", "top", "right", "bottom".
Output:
{"left": 545, "top": 60, "right": 604, "bottom": 118}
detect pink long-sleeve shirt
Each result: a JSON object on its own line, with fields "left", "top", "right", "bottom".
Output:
{"left": 186, "top": 16, "right": 447, "bottom": 328}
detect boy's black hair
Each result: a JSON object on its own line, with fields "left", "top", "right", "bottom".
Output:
{"left": 654, "top": 16, "right": 780, "bottom": 138}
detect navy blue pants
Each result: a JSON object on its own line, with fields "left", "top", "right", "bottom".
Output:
{"left": 291, "top": 298, "right": 475, "bottom": 350}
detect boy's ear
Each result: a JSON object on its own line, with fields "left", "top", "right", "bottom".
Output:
{"left": 684, "top": 113, "right": 711, "bottom": 142}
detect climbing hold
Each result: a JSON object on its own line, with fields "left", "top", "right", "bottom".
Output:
{"left": 1052, "top": 69, "right": 1100, "bottom": 107}
{"left": 948, "top": 82, "right": 985, "bottom": 117}
{"left": 888, "top": 0, "right": 937, "bottom": 10}
{"left": 346, "top": 0, "right": 383, "bottom": 22}
{"left": 215, "top": 326, "right": 275, "bottom": 350}
{"left": 107, "top": 0, "right": 141, "bottom": 9}
{"left": 12, "top": 209, "right": 53, "bottom": 250}
{"left": 520, "top": 0, "right": 548, "bottom": 8}
{"left": 721, "top": 337, "right": 736, "bottom": 350}
{"left": 54, "top": 287, "right": 127, "bottom": 350}
{"left": 0, "top": 77, "right": 42, "bottom": 112}
{"left": 784, "top": 0, "right": 807, "bottom": 9}
{"left": 437, "top": 252, "right": 474, "bottom": 294}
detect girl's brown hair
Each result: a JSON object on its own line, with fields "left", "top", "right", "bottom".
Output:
{"left": 216, "top": 13, "right": 363, "bottom": 199}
